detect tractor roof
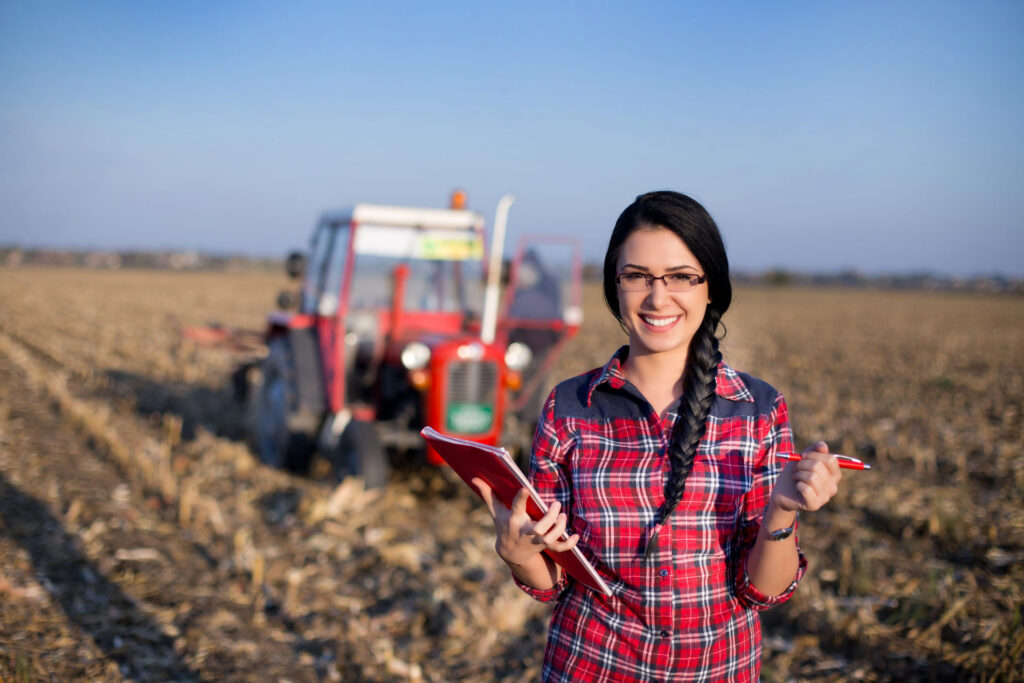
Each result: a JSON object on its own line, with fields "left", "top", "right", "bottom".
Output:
{"left": 320, "top": 204, "right": 485, "bottom": 231}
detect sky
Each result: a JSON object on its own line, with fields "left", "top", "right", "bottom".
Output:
{"left": 1, "top": 1, "right": 1022, "bottom": 276}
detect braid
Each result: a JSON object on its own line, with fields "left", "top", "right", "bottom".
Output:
{"left": 600, "top": 190, "right": 732, "bottom": 559}
{"left": 644, "top": 309, "right": 722, "bottom": 559}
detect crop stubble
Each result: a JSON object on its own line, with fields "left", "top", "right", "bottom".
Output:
{"left": 0, "top": 267, "right": 1021, "bottom": 681}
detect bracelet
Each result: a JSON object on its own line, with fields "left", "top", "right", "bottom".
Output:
{"left": 762, "top": 509, "right": 799, "bottom": 541}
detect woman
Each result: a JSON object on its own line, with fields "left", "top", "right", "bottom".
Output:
{"left": 474, "top": 191, "right": 842, "bottom": 681}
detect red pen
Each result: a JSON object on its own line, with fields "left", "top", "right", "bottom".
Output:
{"left": 777, "top": 452, "right": 871, "bottom": 470}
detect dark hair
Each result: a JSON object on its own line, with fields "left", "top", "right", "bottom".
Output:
{"left": 602, "top": 191, "right": 732, "bottom": 558}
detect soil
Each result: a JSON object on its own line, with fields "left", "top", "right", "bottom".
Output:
{"left": 1, "top": 356, "right": 325, "bottom": 680}
{"left": 0, "top": 334, "right": 547, "bottom": 682}
{"left": 1, "top": 268, "right": 1022, "bottom": 681}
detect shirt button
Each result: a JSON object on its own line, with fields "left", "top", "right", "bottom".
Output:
{"left": 659, "top": 569, "right": 669, "bottom": 577}
{"left": 660, "top": 630, "right": 671, "bottom": 638}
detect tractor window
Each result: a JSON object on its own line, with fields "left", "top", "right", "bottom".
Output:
{"left": 300, "top": 222, "right": 332, "bottom": 314}
{"left": 345, "top": 224, "right": 485, "bottom": 314}
{"left": 410, "top": 259, "right": 484, "bottom": 313}
{"left": 348, "top": 255, "right": 483, "bottom": 314}
{"left": 507, "top": 248, "right": 563, "bottom": 319}
{"left": 346, "top": 255, "right": 394, "bottom": 309}
{"left": 505, "top": 243, "right": 580, "bottom": 323}
{"left": 319, "top": 225, "right": 350, "bottom": 315}
{"left": 300, "top": 222, "right": 351, "bottom": 316}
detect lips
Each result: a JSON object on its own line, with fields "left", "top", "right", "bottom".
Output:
{"left": 640, "top": 315, "right": 680, "bottom": 329}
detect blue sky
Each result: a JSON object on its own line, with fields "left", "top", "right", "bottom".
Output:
{"left": 1, "top": 1, "right": 1022, "bottom": 275}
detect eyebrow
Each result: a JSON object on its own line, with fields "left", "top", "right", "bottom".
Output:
{"left": 619, "top": 263, "right": 701, "bottom": 273}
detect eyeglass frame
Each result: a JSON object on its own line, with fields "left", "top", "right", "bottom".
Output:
{"left": 615, "top": 271, "right": 708, "bottom": 292}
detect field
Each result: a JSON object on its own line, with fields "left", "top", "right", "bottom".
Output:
{"left": 0, "top": 266, "right": 1021, "bottom": 681}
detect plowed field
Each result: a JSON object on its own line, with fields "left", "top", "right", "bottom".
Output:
{"left": 1, "top": 267, "right": 1021, "bottom": 681}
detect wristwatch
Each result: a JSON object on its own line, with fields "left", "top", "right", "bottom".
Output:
{"left": 763, "top": 510, "right": 799, "bottom": 541}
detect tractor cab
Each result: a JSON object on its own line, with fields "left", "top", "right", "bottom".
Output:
{"left": 253, "top": 196, "right": 581, "bottom": 486}
{"left": 298, "top": 205, "right": 488, "bottom": 410}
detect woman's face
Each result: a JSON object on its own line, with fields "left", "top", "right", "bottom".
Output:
{"left": 616, "top": 226, "right": 709, "bottom": 361}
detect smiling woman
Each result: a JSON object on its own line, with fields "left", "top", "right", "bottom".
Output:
{"left": 474, "top": 190, "right": 846, "bottom": 682}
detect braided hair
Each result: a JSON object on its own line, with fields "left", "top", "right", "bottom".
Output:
{"left": 602, "top": 191, "right": 732, "bottom": 559}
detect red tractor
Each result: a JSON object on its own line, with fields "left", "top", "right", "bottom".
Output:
{"left": 248, "top": 193, "right": 582, "bottom": 487}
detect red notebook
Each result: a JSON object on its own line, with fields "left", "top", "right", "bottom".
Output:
{"left": 421, "top": 427, "right": 612, "bottom": 596}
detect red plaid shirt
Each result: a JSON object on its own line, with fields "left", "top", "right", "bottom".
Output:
{"left": 517, "top": 347, "right": 807, "bottom": 682}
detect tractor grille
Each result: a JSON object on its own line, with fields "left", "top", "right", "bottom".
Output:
{"left": 446, "top": 361, "right": 497, "bottom": 405}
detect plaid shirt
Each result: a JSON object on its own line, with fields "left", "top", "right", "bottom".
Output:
{"left": 517, "top": 347, "right": 807, "bottom": 682}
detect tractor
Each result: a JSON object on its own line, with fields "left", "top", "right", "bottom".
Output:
{"left": 247, "top": 192, "right": 582, "bottom": 487}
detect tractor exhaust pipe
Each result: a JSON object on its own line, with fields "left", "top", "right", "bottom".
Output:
{"left": 481, "top": 194, "right": 515, "bottom": 345}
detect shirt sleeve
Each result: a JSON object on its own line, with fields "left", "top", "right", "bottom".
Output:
{"left": 512, "top": 387, "right": 575, "bottom": 602}
{"left": 732, "top": 391, "right": 808, "bottom": 610}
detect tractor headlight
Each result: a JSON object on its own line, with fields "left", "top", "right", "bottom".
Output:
{"left": 504, "top": 342, "right": 532, "bottom": 371}
{"left": 401, "top": 342, "right": 431, "bottom": 370}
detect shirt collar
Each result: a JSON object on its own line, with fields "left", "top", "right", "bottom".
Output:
{"left": 587, "top": 345, "right": 755, "bottom": 405}
{"left": 715, "top": 362, "right": 754, "bottom": 402}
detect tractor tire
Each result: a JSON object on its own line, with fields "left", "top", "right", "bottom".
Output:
{"left": 516, "top": 372, "right": 549, "bottom": 439}
{"left": 251, "top": 337, "right": 317, "bottom": 473}
{"left": 504, "top": 374, "right": 548, "bottom": 472}
{"left": 332, "top": 419, "right": 389, "bottom": 489}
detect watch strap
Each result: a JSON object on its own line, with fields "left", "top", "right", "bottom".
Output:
{"left": 763, "top": 510, "right": 799, "bottom": 541}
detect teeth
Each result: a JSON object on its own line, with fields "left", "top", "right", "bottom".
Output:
{"left": 642, "top": 315, "right": 678, "bottom": 328}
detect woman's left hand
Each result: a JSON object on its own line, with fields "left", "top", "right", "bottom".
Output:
{"left": 769, "top": 441, "right": 842, "bottom": 513}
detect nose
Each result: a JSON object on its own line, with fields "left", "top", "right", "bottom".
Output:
{"left": 644, "top": 277, "right": 671, "bottom": 307}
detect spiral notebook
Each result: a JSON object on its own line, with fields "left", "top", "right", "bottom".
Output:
{"left": 421, "top": 427, "right": 612, "bottom": 596}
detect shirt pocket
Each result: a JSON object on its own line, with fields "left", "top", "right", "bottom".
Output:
{"left": 685, "top": 447, "right": 752, "bottom": 549}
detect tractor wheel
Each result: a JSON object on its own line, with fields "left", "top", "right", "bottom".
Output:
{"left": 251, "top": 337, "right": 317, "bottom": 472}
{"left": 332, "top": 419, "right": 389, "bottom": 489}
{"left": 506, "top": 373, "right": 548, "bottom": 472}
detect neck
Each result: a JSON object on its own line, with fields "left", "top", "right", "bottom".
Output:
{"left": 623, "top": 347, "right": 688, "bottom": 416}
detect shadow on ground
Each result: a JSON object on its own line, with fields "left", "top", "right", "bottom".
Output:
{"left": 0, "top": 473, "right": 198, "bottom": 680}
{"left": 103, "top": 368, "right": 250, "bottom": 444}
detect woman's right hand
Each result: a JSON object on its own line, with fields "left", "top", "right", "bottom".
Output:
{"left": 471, "top": 479, "right": 580, "bottom": 568}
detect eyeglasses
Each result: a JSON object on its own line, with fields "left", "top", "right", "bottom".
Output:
{"left": 616, "top": 271, "right": 707, "bottom": 292}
